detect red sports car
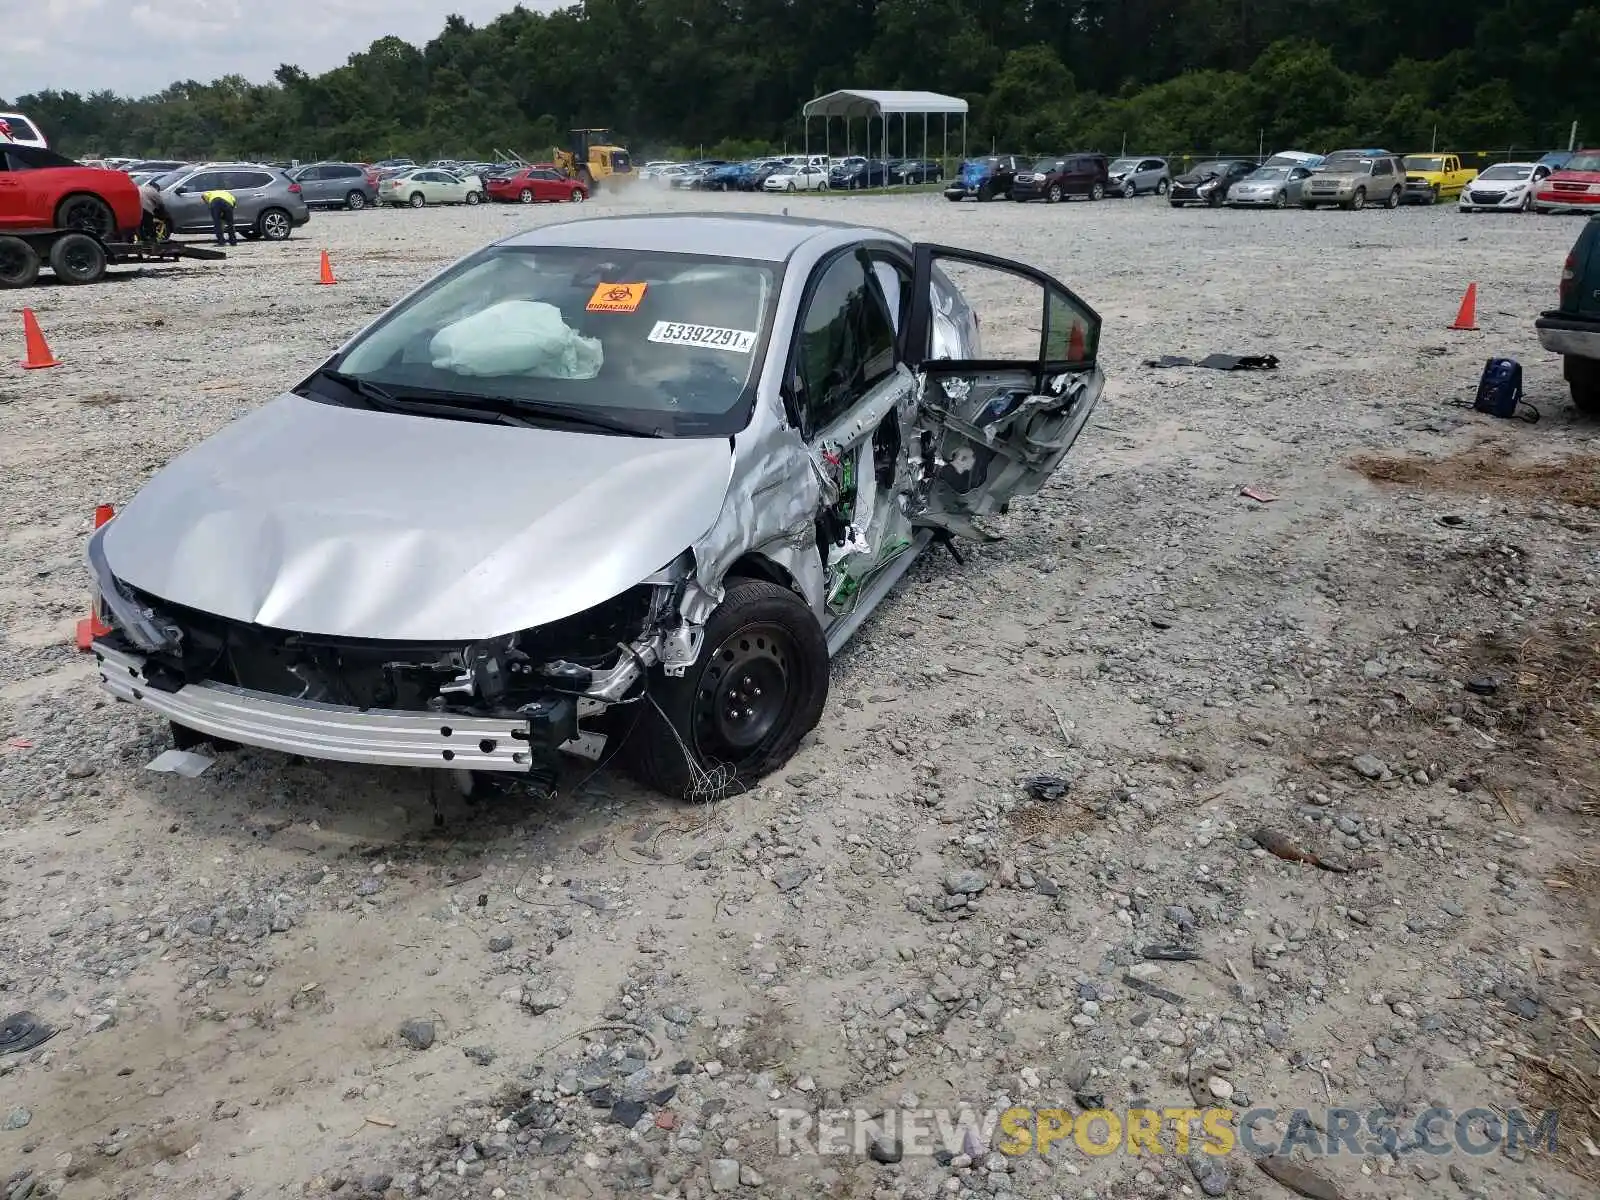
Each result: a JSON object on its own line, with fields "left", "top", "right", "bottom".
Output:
{"left": 0, "top": 144, "right": 142, "bottom": 238}
{"left": 1533, "top": 149, "right": 1600, "bottom": 214}
{"left": 486, "top": 166, "right": 588, "bottom": 204}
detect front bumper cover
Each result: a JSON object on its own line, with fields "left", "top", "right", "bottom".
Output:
{"left": 93, "top": 640, "right": 566, "bottom": 771}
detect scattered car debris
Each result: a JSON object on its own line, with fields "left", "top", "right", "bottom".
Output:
{"left": 1024, "top": 773, "right": 1072, "bottom": 801}
{"left": 0, "top": 1011, "right": 57, "bottom": 1055}
{"left": 1240, "top": 485, "right": 1279, "bottom": 503}
{"left": 1121, "top": 974, "right": 1186, "bottom": 1007}
{"left": 1140, "top": 944, "right": 1203, "bottom": 961}
{"left": 144, "top": 748, "right": 214, "bottom": 777}
{"left": 1251, "top": 826, "right": 1374, "bottom": 873}
{"left": 1255, "top": 1154, "right": 1348, "bottom": 1200}
{"left": 1143, "top": 353, "right": 1280, "bottom": 370}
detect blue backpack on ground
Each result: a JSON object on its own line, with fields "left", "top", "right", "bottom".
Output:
{"left": 1473, "top": 358, "right": 1538, "bottom": 422}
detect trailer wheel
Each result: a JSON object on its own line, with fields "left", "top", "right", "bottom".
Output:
{"left": 0, "top": 236, "right": 41, "bottom": 289}
{"left": 55, "top": 194, "right": 116, "bottom": 239}
{"left": 47, "top": 232, "right": 107, "bottom": 285}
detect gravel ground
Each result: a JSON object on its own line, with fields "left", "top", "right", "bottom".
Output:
{"left": 2, "top": 189, "right": 1598, "bottom": 1200}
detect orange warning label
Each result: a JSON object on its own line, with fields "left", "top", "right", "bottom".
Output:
{"left": 586, "top": 282, "right": 647, "bottom": 313}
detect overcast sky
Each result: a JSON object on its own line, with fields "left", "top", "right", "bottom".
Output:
{"left": 1, "top": 1, "right": 550, "bottom": 99}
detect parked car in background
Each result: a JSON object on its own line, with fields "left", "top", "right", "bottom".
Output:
{"left": 0, "top": 112, "right": 49, "bottom": 150}
{"left": 638, "top": 161, "right": 678, "bottom": 179}
{"left": 1226, "top": 162, "right": 1315, "bottom": 208}
{"left": 1400, "top": 153, "right": 1477, "bottom": 204}
{"left": 1262, "top": 150, "right": 1324, "bottom": 170}
{"left": 1533, "top": 150, "right": 1600, "bottom": 214}
{"left": 1458, "top": 162, "right": 1551, "bottom": 212}
{"left": 373, "top": 158, "right": 415, "bottom": 170}
{"left": 1107, "top": 156, "right": 1170, "bottom": 197}
{"left": 746, "top": 160, "right": 787, "bottom": 190}
{"left": 486, "top": 165, "right": 587, "bottom": 204}
{"left": 943, "top": 154, "right": 1026, "bottom": 202}
{"left": 1168, "top": 159, "right": 1257, "bottom": 206}
{"left": 890, "top": 158, "right": 944, "bottom": 184}
{"left": 1535, "top": 216, "right": 1600, "bottom": 413}
{"left": 82, "top": 212, "right": 1103, "bottom": 798}
{"left": 125, "top": 158, "right": 189, "bottom": 176}
{"left": 763, "top": 163, "right": 829, "bottom": 192}
{"left": 383, "top": 168, "right": 484, "bottom": 208}
{"left": 832, "top": 158, "right": 891, "bottom": 190}
{"left": 0, "top": 144, "right": 142, "bottom": 242}
{"left": 1011, "top": 153, "right": 1110, "bottom": 202}
{"left": 1301, "top": 151, "right": 1406, "bottom": 209}
{"left": 157, "top": 163, "right": 310, "bottom": 240}
{"left": 290, "top": 161, "right": 377, "bottom": 210}
{"left": 128, "top": 166, "right": 189, "bottom": 187}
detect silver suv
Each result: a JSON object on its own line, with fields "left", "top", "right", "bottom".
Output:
{"left": 155, "top": 163, "right": 312, "bottom": 241}
{"left": 1301, "top": 151, "right": 1407, "bottom": 210}
{"left": 288, "top": 162, "right": 377, "bottom": 210}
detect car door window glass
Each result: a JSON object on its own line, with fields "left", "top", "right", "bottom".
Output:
{"left": 919, "top": 253, "right": 1099, "bottom": 367}
{"left": 181, "top": 171, "right": 223, "bottom": 193}
{"left": 227, "top": 171, "right": 272, "bottom": 191}
{"left": 795, "top": 252, "right": 896, "bottom": 437}
{"left": 869, "top": 255, "right": 912, "bottom": 335}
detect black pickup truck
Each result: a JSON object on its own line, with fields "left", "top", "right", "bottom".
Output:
{"left": 1535, "top": 216, "right": 1600, "bottom": 413}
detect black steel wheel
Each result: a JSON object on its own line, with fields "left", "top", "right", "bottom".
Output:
{"left": 0, "top": 236, "right": 41, "bottom": 288}
{"left": 623, "top": 578, "right": 828, "bottom": 800}
{"left": 55, "top": 194, "right": 116, "bottom": 239}
{"left": 47, "top": 232, "right": 107, "bottom": 285}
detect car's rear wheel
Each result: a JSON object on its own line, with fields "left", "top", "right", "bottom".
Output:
{"left": 409, "top": 192, "right": 425, "bottom": 208}
{"left": 1385, "top": 187, "right": 1402, "bottom": 209}
{"left": 465, "top": 190, "right": 481, "bottom": 205}
{"left": 1156, "top": 178, "right": 1169, "bottom": 195}
{"left": 345, "top": 190, "right": 367, "bottom": 210}
{"left": 0, "top": 236, "right": 41, "bottom": 288}
{"left": 622, "top": 579, "right": 828, "bottom": 801}
{"left": 257, "top": 208, "right": 293, "bottom": 240}
{"left": 519, "top": 188, "right": 534, "bottom": 203}
{"left": 1090, "top": 182, "right": 1105, "bottom": 201}
{"left": 55, "top": 194, "right": 116, "bottom": 239}
{"left": 1567, "top": 356, "right": 1600, "bottom": 415}
{"left": 47, "top": 232, "right": 107, "bottom": 285}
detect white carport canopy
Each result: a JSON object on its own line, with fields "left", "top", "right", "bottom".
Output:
{"left": 800, "top": 90, "right": 968, "bottom": 174}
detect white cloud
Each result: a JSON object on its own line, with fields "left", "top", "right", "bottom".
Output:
{"left": 0, "top": 1, "right": 553, "bottom": 99}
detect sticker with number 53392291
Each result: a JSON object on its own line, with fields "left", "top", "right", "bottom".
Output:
{"left": 647, "top": 321, "right": 757, "bottom": 353}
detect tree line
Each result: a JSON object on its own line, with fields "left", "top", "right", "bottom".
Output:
{"left": 5, "top": 0, "right": 1595, "bottom": 164}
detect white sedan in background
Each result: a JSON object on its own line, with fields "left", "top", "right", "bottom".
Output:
{"left": 763, "top": 164, "right": 830, "bottom": 192}
{"left": 1458, "top": 162, "right": 1551, "bottom": 212}
{"left": 383, "top": 168, "right": 485, "bottom": 208}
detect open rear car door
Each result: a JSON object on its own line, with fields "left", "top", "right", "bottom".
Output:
{"left": 901, "top": 243, "right": 1104, "bottom": 541}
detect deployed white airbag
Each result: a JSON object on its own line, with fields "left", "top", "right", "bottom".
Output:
{"left": 430, "top": 300, "right": 603, "bottom": 379}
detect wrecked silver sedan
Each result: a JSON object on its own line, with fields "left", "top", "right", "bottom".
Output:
{"left": 86, "top": 213, "right": 1103, "bottom": 798}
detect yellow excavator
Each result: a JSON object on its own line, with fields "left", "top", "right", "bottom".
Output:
{"left": 552, "top": 129, "right": 635, "bottom": 192}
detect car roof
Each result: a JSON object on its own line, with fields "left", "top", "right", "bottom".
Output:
{"left": 496, "top": 213, "right": 887, "bottom": 262}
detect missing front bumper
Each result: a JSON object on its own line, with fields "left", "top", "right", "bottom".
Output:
{"left": 94, "top": 641, "right": 553, "bottom": 772}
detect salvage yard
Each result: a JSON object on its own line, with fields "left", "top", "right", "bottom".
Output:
{"left": 2, "top": 191, "right": 1598, "bottom": 1200}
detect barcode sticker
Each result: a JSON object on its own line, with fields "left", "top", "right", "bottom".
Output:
{"left": 647, "top": 321, "right": 757, "bottom": 353}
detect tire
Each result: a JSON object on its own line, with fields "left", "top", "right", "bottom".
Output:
{"left": 1122, "top": 181, "right": 1136, "bottom": 198}
{"left": 1521, "top": 193, "right": 1533, "bottom": 212}
{"left": 465, "top": 190, "right": 481, "bottom": 206}
{"left": 1347, "top": 188, "right": 1366, "bottom": 211}
{"left": 570, "top": 188, "right": 587, "bottom": 203}
{"left": 1273, "top": 191, "right": 1287, "bottom": 208}
{"left": 1090, "top": 182, "right": 1105, "bottom": 200}
{"left": 0, "top": 236, "right": 41, "bottom": 288}
{"left": 1206, "top": 190, "right": 1223, "bottom": 207}
{"left": 622, "top": 578, "right": 829, "bottom": 801}
{"left": 257, "top": 208, "right": 293, "bottom": 241}
{"left": 1156, "top": 178, "right": 1170, "bottom": 195}
{"left": 786, "top": 182, "right": 796, "bottom": 192}
{"left": 408, "top": 191, "right": 425, "bottom": 208}
{"left": 1385, "top": 187, "right": 1402, "bottom": 209}
{"left": 818, "top": 182, "right": 829, "bottom": 192}
{"left": 945, "top": 193, "right": 962, "bottom": 202}
{"left": 1047, "top": 184, "right": 1063, "bottom": 203}
{"left": 1169, "top": 199, "right": 1182, "bottom": 208}
{"left": 1430, "top": 185, "right": 1441, "bottom": 206}
{"left": 54, "top": 193, "right": 116, "bottom": 239}
{"left": 345, "top": 190, "right": 367, "bottom": 210}
{"left": 977, "top": 183, "right": 993, "bottom": 202}
{"left": 519, "top": 188, "right": 534, "bottom": 203}
{"left": 1566, "top": 356, "right": 1600, "bottom": 414}
{"left": 47, "top": 232, "right": 107, "bottom": 285}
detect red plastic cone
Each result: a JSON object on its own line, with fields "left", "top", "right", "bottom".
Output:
{"left": 1450, "top": 283, "right": 1478, "bottom": 331}
{"left": 317, "top": 250, "right": 337, "bottom": 285}
{"left": 1068, "top": 322, "right": 1086, "bottom": 361}
{"left": 19, "top": 308, "right": 57, "bottom": 369}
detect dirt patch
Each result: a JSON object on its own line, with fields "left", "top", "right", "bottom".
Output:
{"left": 1351, "top": 444, "right": 1600, "bottom": 509}
{"left": 1475, "top": 618, "right": 1600, "bottom": 738}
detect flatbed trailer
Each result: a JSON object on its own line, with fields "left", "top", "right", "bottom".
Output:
{"left": 0, "top": 227, "right": 226, "bottom": 288}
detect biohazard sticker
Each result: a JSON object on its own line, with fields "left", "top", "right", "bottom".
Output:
{"left": 647, "top": 321, "right": 756, "bottom": 353}
{"left": 586, "top": 282, "right": 647, "bottom": 313}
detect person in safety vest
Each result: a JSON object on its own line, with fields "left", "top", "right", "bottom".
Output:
{"left": 201, "top": 186, "right": 237, "bottom": 246}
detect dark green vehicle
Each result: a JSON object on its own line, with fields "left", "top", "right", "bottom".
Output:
{"left": 1535, "top": 216, "right": 1600, "bottom": 413}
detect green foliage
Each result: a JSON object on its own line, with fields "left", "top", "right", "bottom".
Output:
{"left": 7, "top": 1, "right": 1598, "bottom": 162}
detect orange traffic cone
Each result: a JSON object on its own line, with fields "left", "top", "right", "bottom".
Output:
{"left": 1450, "top": 282, "right": 1478, "bottom": 331}
{"left": 1068, "top": 322, "right": 1086, "bottom": 361}
{"left": 19, "top": 308, "right": 57, "bottom": 369}
{"left": 75, "top": 504, "right": 115, "bottom": 651}
{"left": 317, "top": 250, "right": 337, "bottom": 285}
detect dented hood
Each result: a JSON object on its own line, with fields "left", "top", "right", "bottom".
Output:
{"left": 102, "top": 393, "right": 733, "bottom": 641}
